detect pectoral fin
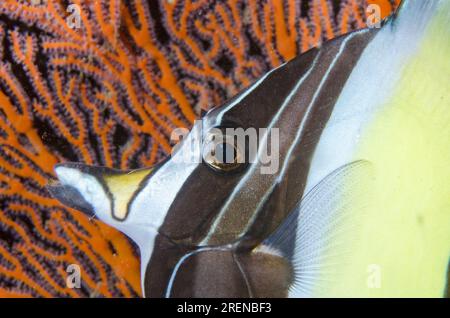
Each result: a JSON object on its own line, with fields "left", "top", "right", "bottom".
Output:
{"left": 261, "top": 160, "right": 374, "bottom": 297}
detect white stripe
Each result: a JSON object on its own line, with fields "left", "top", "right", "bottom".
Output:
{"left": 276, "top": 30, "right": 366, "bottom": 185}
{"left": 250, "top": 30, "right": 366, "bottom": 234}
{"left": 164, "top": 246, "right": 231, "bottom": 298}
{"left": 302, "top": 0, "right": 438, "bottom": 196}
{"left": 290, "top": 0, "right": 440, "bottom": 298}
{"left": 202, "top": 39, "right": 331, "bottom": 244}
{"left": 129, "top": 125, "right": 204, "bottom": 296}
{"left": 215, "top": 62, "right": 286, "bottom": 125}
{"left": 139, "top": 62, "right": 284, "bottom": 296}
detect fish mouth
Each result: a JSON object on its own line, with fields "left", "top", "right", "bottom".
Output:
{"left": 47, "top": 159, "right": 168, "bottom": 214}
{"left": 47, "top": 179, "right": 96, "bottom": 218}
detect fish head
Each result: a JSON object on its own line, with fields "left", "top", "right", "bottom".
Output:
{"left": 48, "top": 43, "right": 324, "bottom": 247}
{"left": 48, "top": 27, "right": 375, "bottom": 297}
{"left": 49, "top": 0, "right": 450, "bottom": 298}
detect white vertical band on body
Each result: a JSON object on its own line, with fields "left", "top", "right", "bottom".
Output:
{"left": 200, "top": 53, "right": 321, "bottom": 245}
{"left": 128, "top": 125, "right": 204, "bottom": 295}
{"left": 303, "top": 0, "right": 440, "bottom": 196}
{"left": 246, "top": 30, "right": 368, "bottom": 241}
{"left": 202, "top": 27, "right": 371, "bottom": 245}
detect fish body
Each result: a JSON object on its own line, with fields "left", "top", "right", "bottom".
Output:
{"left": 49, "top": 0, "right": 450, "bottom": 297}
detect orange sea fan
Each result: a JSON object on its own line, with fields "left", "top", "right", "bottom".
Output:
{"left": 0, "top": 0, "right": 399, "bottom": 297}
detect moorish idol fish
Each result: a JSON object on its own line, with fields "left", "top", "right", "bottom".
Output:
{"left": 48, "top": 0, "right": 450, "bottom": 298}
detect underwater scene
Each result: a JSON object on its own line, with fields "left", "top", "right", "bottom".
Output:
{"left": 0, "top": 0, "right": 449, "bottom": 299}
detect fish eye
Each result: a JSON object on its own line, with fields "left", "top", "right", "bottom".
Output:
{"left": 202, "top": 128, "right": 246, "bottom": 172}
